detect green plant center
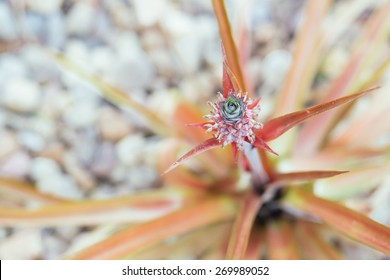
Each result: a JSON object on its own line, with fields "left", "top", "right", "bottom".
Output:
{"left": 221, "top": 97, "right": 245, "bottom": 123}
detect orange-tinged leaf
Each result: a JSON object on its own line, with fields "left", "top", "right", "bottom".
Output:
{"left": 173, "top": 100, "right": 209, "bottom": 143}
{"left": 68, "top": 196, "right": 236, "bottom": 259}
{"left": 225, "top": 191, "right": 262, "bottom": 260}
{"left": 245, "top": 226, "right": 264, "bottom": 260}
{"left": 257, "top": 87, "right": 379, "bottom": 142}
{"left": 266, "top": 219, "right": 299, "bottom": 259}
{"left": 134, "top": 222, "right": 231, "bottom": 260}
{"left": 162, "top": 138, "right": 221, "bottom": 175}
{"left": 0, "top": 189, "right": 191, "bottom": 227}
{"left": 273, "top": 0, "right": 331, "bottom": 116}
{"left": 272, "top": 170, "right": 348, "bottom": 184}
{"left": 212, "top": 0, "right": 246, "bottom": 92}
{"left": 295, "top": 220, "right": 343, "bottom": 260}
{"left": 0, "top": 178, "right": 67, "bottom": 204}
{"left": 222, "top": 44, "right": 236, "bottom": 96}
{"left": 284, "top": 188, "right": 390, "bottom": 255}
{"left": 253, "top": 137, "right": 278, "bottom": 156}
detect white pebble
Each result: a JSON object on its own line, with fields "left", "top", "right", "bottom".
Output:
{"left": 63, "top": 101, "right": 97, "bottom": 128}
{"left": 0, "top": 130, "right": 18, "bottom": 158}
{"left": 0, "top": 55, "right": 28, "bottom": 82}
{"left": 90, "top": 142, "right": 116, "bottom": 178}
{"left": 0, "top": 229, "right": 42, "bottom": 259}
{"left": 127, "top": 165, "right": 158, "bottom": 190}
{"left": 0, "top": 2, "right": 18, "bottom": 40}
{"left": 1, "top": 78, "right": 41, "bottom": 113}
{"left": 66, "top": 2, "right": 95, "bottom": 35}
{"left": 98, "top": 107, "right": 132, "bottom": 142}
{"left": 17, "top": 131, "right": 45, "bottom": 152}
{"left": 30, "top": 157, "right": 61, "bottom": 181}
{"left": 0, "top": 151, "right": 31, "bottom": 178}
{"left": 132, "top": 0, "right": 168, "bottom": 26}
{"left": 26, "top": 0, "right": 62, "bottom": 15}
{"left": 30, "top": 117, "right": 56, "bottom": 139}
{"left": 116, "top": 134, "right": 144, "bottom": 166}
{"left": 36, "top": 174, "right": 83, "bottom": 199}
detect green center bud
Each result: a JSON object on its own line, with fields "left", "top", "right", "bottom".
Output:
{"left": 220, "top": 97, "right": 245, "bottom": 124}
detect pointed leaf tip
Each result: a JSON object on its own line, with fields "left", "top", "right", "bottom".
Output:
{"left": 274, "top": 170, "right": 349, "bottom": 182}
{"left": 222, "top": 44, "right": 235, "bottom": 97}
{"left": 253, "top": 138, "right": 279, "bottom": 156}
{"left": 161, "top": 138, "right": 221, "bottom": 176}
{"left": 248, "top": 97, "right": 261, "bottom": 110}
{"left": 258, "top": 86, "right": 380, "bottom": 142}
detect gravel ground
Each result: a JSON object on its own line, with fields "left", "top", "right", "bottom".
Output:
{"left": 1, "top": 0, "right": 387, "bottom": 259}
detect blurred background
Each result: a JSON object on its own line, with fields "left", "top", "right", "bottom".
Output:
{"left": 0, "top": 0, "right": 389, "bottom": 259}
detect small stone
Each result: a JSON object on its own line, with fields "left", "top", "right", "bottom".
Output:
{"left": 55, "top": 226, "right": 80, "bottom": 241}
{"left": 0, "top": 151, "right": 31, "bottom": 178}
{"left": 132, "top": 0, "right": 168, "bottom": 26}
{"left": 116, "top": 134, "right": 145, "bottom": 166}
{"left": 90, "top": 142, "right": 116, "bottom": 178}
{"left": 37, "top": 142, "right": 65, "bottom": 163}
{"left": 41, "top": 87, "right": 72, "bottom": 118}
{"left": 63, "top": 101, "right": 97, "bottom": 129}
{"left": 30, "top": 157, "right": 62, "bottom": 181}
{"left": 1, "top": 77, "right": 41, "bottom": 113}
{"left": 90, "top": 46, "right": 115, "bottom": 76}
{"left": 0, "top": 2, "right": 18, "bottom": 40}
{"left": 63, "top": 39, "right": 90, "bottom": 73}
{"left": 42, "top": 234, "right": 67, "bottom": 260}
{"left": 141, "top": 30, "right": 165, "bottom": 51}
{"left": 0, "top": 229, "right": 43, "bottom": 259}
{"left": 126, "top": 165, "right": 158, "bottom": 190}
{"left": 109, "top": 55, "right": 155, "bottom": 90}
{"left": 109, "top": 165, "right": 128, "bottom": 184}
{"left": 26, "top": 0, "right": 62, "bottom": 15}
{"left": 30, "top": 116, "right": 56, "bottom": 139}
{"left": 36, "top": 174, "right": 83, "bottom": 199}
{"left": 66, "top": 2, "right": 95, "bottom": 35}
{"left": 0, "top": 130, "right": 18, "bottom": 159}
{"left": 21, "top": 44, "right": 57, "bottom": 82}
{"left": 0, "top": 55, "right": 28, "bottom": 81}
{"left": 161, "top": 11, "right": 201, "bottom": 73}
{"left": 98, "top": 107, "right": 132, "bottom": 142}
{"left": 47, "top": 13, "right": 65, "bottom": 48}
{"left": 17, "top": 131, "right": 45, "bottom": 152}
{"left": 149, "top": 49, "right": 175, "bottom": 78}
{"left": 63, "top": 152, "right": 95, "bottom": 191}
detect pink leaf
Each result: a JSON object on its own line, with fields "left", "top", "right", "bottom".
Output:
{"left": 222, "top": 44, "right": 235, "bottom": 97}
{"left": 162, "top": 138, "right": 221, "bottom": 175}
{"left": 253, "top": 137, "right": 279, "bottom": 156}
{"left": 247, "top": 97, "right": 261, "bottom": 110}
{"left": 257, "top": 87, "right": 379, "bottom": 142}
{"left": 186, "top": 122, "right": 214, "bottom": 128}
